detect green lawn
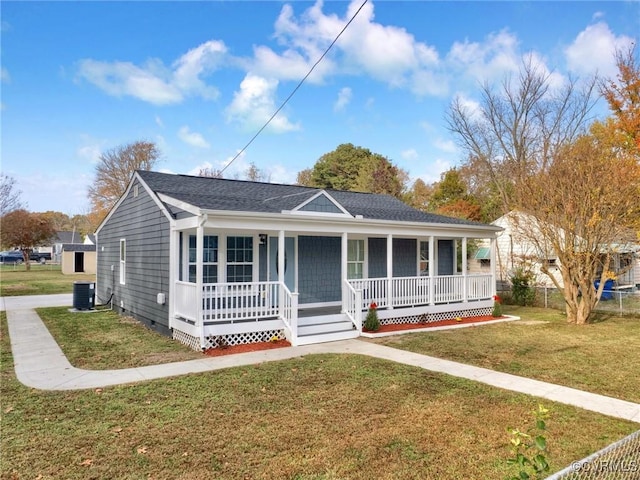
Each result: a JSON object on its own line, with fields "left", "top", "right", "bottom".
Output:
{"left": 2, "top": 307, "right": 638, "bottom": 479}
{"left": 0, "top": 264, "right": 95, "bottom": 296}
{"left": 368, "top": 305, "right": 640, "bottom": 403}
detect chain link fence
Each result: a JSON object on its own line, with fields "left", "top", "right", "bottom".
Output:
{"left": 497, "top": 285, "right": 640, "bottom": 317}
{"left": 545, "top": 429, "right": 640, "bottom": 479}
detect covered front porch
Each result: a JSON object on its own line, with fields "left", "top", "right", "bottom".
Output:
{"left": 168, "top": 216, "right": 498, "bottom": 350}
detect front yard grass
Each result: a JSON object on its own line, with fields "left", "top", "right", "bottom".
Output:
{"left": 2, "top": 308, "right": 638, "bottom": 479}
{"left": 0, "top": 264, "right": 95, "bottom": 296}
{"left": 368, "top": 306, "right": 640, "bottom": 404}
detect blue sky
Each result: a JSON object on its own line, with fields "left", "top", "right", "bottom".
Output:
{"left": 1, "top": 1, "right": 638, "bottom": 215}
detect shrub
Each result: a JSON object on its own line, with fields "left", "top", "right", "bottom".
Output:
{"left": 492, "top": 295, "right": 503, "bottom": 317}
{"left": 364, "top": 302, "right": 380, "bottom": 331}
{"left": 510, "top": 267, "right": 537, "bottom": 306}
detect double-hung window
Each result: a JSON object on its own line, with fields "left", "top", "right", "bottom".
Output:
{"left": 188, "top": 235, "right": 218, "bottom": 283}
{"left": 419, "top": 241, "right": 429, "bottom": 276}
{"left": 347, "top": 239, "right": 364, "bottom": 279}
{"left": 226, "top": 236, "right": 253, "bottom": 283}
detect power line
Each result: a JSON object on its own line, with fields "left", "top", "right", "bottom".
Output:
{"left": 221, "top": 0, "right": 368, "bottom": 175}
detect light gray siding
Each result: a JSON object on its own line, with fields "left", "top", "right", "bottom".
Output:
{"left": 97, "top": 180, "right": 172, "bottom": 336}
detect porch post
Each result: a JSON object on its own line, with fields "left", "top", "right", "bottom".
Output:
{"left": 429, "top": 236, "right": 435, "bottom": 305}
{"left": 168, "top": 227, "right": 178, "bottom": 330}
{"left": 278, "top": 230, "right": 285, "bottom": 309}
{"left": 490, "top": 236, "right": 497, "bottom": 297}
{"left": 196, "top": 217, "right": 205, "bottom": 349}
{"left": 341, "top": 232, "right": 348, "bottom": 312}
{"left": 387, "top": 233, "right": 393, "bottom": 309}
{"left": 462, "top": 237, "right": 468, "bottom": 303}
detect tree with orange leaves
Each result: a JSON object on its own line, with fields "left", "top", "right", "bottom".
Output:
{"left": 600, "top": 45, "right": 640, "bottom": 152}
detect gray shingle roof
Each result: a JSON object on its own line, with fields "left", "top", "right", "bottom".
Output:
{"left": 137, "top": 170, "right": 486, "bottom": 227}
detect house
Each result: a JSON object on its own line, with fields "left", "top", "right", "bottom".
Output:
{"left": 50, "top": 231, "right": 84, "bottom": 263}
{"left": 472, "top": 211, "right": 639, "bottom": 290}
{"left": 95, "top": 171, "right": 502, "bottom": 350}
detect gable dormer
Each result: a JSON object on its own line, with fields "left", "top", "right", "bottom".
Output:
{"left": 289, "top": 191, "right": 352, "bottom": 217}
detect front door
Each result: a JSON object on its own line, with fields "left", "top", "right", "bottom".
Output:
{"left": 269, "top": 237, "right": 295, "bottom": 291}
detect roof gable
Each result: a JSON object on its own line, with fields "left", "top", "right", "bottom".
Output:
{"left": 292, "top": 191, "right": 351, "bottom": 216}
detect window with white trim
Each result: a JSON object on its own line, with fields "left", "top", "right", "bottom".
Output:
{"left": 419, "top": 241, "right": 429, "bottom": 276}
{"left": 119, "top": 239, "right": 126, "bottom": 285}
{"left": 226, "top": 236, "right": 253, "bottom": 282}
{"left": 188, "top": 235, "right": 218, "bottom": 283}
{"left": 347, "top": 239, "right": 364, "bottom": 279}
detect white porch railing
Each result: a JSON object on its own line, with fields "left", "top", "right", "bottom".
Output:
{"left": 466, "top": 274, "right": 493, "bottom": 300}
{"left": 175, "top": 280, "right": 299, "bottom": 343}
{"left": 175, "top": 281, "right": 198, "bottom": 322}
{"left": 280, "top": 284, "right": 298, "bottom": 344}
{"left": 343, "top": 281, "right": 364, "bottom": 332}
{"left": 347, "top": 274, "right": 493, "bottom": 309}
{"left": 202, "top": 281, "right": 280, "bottom": 322}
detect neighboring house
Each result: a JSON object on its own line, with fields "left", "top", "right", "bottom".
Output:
{"left": 51, "top": 231, "right": 84, "bottom": 263}
{"left": 96, "top": 171, "right": 502, "bottom": 350}
{"left": 61, "top": 244, "right": 97, "bottom": 275}
{"left": 472, "top": 211, "right": 639, "bottom": 290}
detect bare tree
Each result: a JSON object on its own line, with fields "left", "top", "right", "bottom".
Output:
{"left": 0, "top": 174, "right": 24, "bottom": 216}
{"left": 88, "top": 141, "right": 161, "bottom": 222}
{"left": 446, "top": 57, "right": 598, "bottom": 214}
{"left": 198, "top": 167, "right": 224, "bottom": 178}
{"left": 244, "top": 162, "right": 270, "bottom": 182}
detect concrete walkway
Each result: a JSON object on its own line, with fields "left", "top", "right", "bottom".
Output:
{"left": 3, "top": 294, "right": 640, "bottom": 423}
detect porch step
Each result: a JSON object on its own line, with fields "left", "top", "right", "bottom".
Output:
{"left": 296, "top": 313, "right": 359, "bottom": 345}
{"left": 296, "top": 329, "right": 360, "bottom": 346}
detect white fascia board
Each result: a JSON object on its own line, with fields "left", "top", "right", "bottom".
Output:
{"left": 157, "top": 193, "right": 201, "bottom": 216}
{"left": 192, "top": 208, "right": 500, "bottom": 238}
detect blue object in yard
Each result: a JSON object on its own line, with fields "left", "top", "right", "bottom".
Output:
{"left": 594, "top": 279, "right": 614, "bottom": 300}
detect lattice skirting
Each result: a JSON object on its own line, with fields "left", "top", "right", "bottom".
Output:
{"left": 379, "top": 306, "right": 493, "bottom": 326}
{"left": 173, "top": 328, "right": 286, "bottom": 351}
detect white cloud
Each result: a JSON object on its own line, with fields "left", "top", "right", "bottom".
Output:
{"left": 178, "top": 126, "right": 210, "bottom": 149}
{"left": 1, "top": 67, "right": 10, "bottom": 83}
{"left": 401, "top": 149, "right": 418, "bottom": 160}
{"left": 434, "top": 138, "right": 457, "bottom": 154}
{"left": 415, "top": 158, "right": 452, "bottom": 185}
{"left": 77, "top": 40, "right": 226, "bottom": 105}
{"left": 76, "top": 136, "right": 107, "bottom": 164}
{"left": 77, "top": 59, "right": 182, "bottom": 105}
{"left": 334, "top": 87, "right": 352, "bottom": 111}
{"left": 155, "top": 116, "right": 164, "bottom": 128}
{"left": 226, "top": 74, "right": 300, "bottom": 133}
{"left": 447, "top": 29, "right": 520, "bottom": 83}
{"left": 565, "top": 22, "right": 635, "bottom": 77}
{"left": 251, "top": 0, "right": 443, "bottom": 96}
{"left": 172, "top": 40, "right": 225, "bottom": 100}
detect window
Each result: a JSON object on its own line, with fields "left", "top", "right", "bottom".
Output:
{"left": 188, "top": 235, "right": 218, "bottom": 283}
{"left": 227, "top": 236, "right": 253, "bottom": 282}
{"left": 419, "top": 241, "right": 429, "bottom": 276}
{"left": 347, "top": 239, "right": 364, "bottom": 279}
{"left": 119, "top": 239, "right": 126, "bottom": 285}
